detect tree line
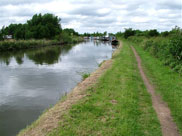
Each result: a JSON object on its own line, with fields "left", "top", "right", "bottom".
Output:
{"left": 115, "top": 27, "right": 181, "bottom": 39}
{"left": 82, "top": 31, "right": 110, "bottom": 37}
{"left": 118, "top": 26, "right": 182, "bottom": 74}
{"left": 0, "top": 13, "right": 79, "bottom": 41}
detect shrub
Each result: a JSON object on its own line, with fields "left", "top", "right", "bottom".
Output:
{"left": 168, "top": 33, "right": 182, "bottom": 61}
{"left": 142, "top": 32, "right": 182, "bottom": 73}
{"left": 148, "top": 29, "right": 159, "bottom": 37}
{"left": 124, "top": 28, "right": 135, "bottom": 39}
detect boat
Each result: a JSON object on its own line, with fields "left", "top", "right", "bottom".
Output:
{"left": 111, "top": 39, "right": 118, "bottom": 45}
{"left": 101, "top": 37, "right": 109, "bottom": 41}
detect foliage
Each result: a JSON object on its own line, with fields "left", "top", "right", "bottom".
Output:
{"left": 123, "top": 28, "right": 135, "bottom": 39}
{"left": 26, "top": 13, "right": 61, "bottom": 39}
{"left": 108, "top": 33, "right": 115, "bottom": 37}
{"left": 161, "top": 31, "right": 169, "bottom": 37}
{"left": 0, "top": 31, "right": 3, "bottom": 41}
{"left": 143, "top": 34, "right": 182, "bottom": 73}
{"left": 0, "top": 13, "right": 62, "bottom": 40}
{"left": 169, "top": 32, "right": 182, "bottom": 62}
{"left": 147, "top": 29, "right": 159, "bottom": 37}
{"left": 0, "top": 13, "right": 83, "bottom": 51}
{"left": 124, "top": 27, "right": 182, "bottom": 74}
{"left": 103, "top": 31, "right": 107, "bottom": 36}
{"left": 82, "top": 31, "right": 110, "bottom": 37}
{"left": 116, "top": 26, "right": 182, "bottom": 39}
{"left": 55, "top": 30, "right": 83, "bottom": 44}
{"left": 63, "top": 28, "right": 79, "bottom": 36}
{"left": 115, "top": 31, "right": 123, "bottom": 38}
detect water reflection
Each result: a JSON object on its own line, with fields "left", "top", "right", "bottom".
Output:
{"left": 27, "top": 45, "right": 72, "bottom": 65}
{"left": 0, "top": 40, "right": 114, "bottom": 136}
{"left": 0, "top": 45, "right": 73, "bottom": 66}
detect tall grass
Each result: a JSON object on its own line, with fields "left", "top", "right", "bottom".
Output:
{"left": 127, "top": 33, "right": 182, "bottom": 74}
{"left": 0, "top": 40, "right": 55, "bottom": 51}
{"left": 0, "top": 36, "right": 83, "bottom": 51}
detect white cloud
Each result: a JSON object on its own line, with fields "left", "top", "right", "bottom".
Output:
{"left": 131, "top": 17, "right": 150, "bottom": 23}
{"left": 0, "top": 0, "right": 181, "bottom": 33}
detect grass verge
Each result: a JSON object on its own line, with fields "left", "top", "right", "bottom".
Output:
{"left": 48, "top": 41, "right": 161, "bottom": 136}
{"left": 133, "top": 44, "right": 182, "bottom": 134}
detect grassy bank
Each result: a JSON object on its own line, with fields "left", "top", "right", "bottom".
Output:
{"left": 127, "top": 33, "right": 182, "bottom": 74}
{"left": 47, "top": 41, "right": 161, "bottom": 136}
{"left": 132, "top": 43, "right": 182, "bottom": 134}
{"left": 0, "top": 40, "right": 54, "bottom": 51}
{"left": 0, "top": 36, "right": 83, "bottom": 51}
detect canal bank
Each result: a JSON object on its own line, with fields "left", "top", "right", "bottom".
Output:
{"left": 17, "top": 42, "right": 122, "bottom": 136}
{"left": 46, "top": 40, "right": 162, "bottom": 136}
{"left": 17, "top": 40, "right": 163, "bottom": 136}
{"left": 0, "top": 37, "right": 83, "bottom": 52}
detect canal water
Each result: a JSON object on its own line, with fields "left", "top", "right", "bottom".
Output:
{"left": 0, "top": 40, "right": 114, "bottom": 136}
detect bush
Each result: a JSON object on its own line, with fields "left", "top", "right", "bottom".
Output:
{"left": 118, "top": 27, "right": 182, "bottom": 74}
{"left": 168, "top": 33, "right": 182, "bottom": 61}
{"left": 161, "top": 31, "right": 169, "bottom": 37}
{"left": 142, "top": 33, "right": 182, "bottom": 73}
{"left": 148, "top": 29, "right": 159, "bottom": 37}
{"left": 124, "top": 28, "right": 135, "bottom": 39}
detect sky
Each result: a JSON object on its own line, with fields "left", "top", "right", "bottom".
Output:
{"left": 0, "top": 0, "right": 181, "bottom": 33}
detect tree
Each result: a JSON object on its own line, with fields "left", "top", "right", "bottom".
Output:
{"left": 116, "top": 31, "right": 123, "bottom": 38}
{"left": 0, "top": 13, "right": 64, "bottom": 40}
{"left": 103, "top": 31, "right": 107, "bottom": 36}
{"left": 161, "top": 31, "right": 169, "bottom": 37}
{"left": 0, "top": 32, "right": 3, "bottom": 41}
{"left": 148, "top": 29, "right": 159, "bottom": 37}
{"left": 14, "top": 24, "right": 26, "bottom": 40}
{"left": 26, "top": 13, "right": 62, "bottom": 39}
{"left": 124, "top": 28, "right": 135, "bottom": 39}
{"left": 6, "top": 24, "right": 18, "bottom": 37}
{"left": 63, "top": 28, "right": 79, "bottom": 36}
{"left": 25, "top": 30, "right": 33, "bottom": 39}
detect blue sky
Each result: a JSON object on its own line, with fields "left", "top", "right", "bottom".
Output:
{"left": 0, "top": 0, "right": 181, "bottom": 33}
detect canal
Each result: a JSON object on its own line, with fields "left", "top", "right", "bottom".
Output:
{"left": 0, "top": 40, "right": 114, "bottom": 136}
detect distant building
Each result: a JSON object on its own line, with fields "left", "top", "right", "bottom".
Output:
{"left": 3, "top": 35, "right": 13, "bottom": 40}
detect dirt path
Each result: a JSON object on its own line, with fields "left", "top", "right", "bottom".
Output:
{"left": 131, "top": 46, "right": 179, "bottom": 136}
{"left": 18, "top": 43, "right": 122, "bottom": 136}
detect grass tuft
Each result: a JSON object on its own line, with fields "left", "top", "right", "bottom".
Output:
{"left": 82, "top": 73, "right": 90, "bottom": 80}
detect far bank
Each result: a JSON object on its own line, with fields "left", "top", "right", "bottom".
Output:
{"left": 0, "top": 36, "right": 83, "bottom": 51}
